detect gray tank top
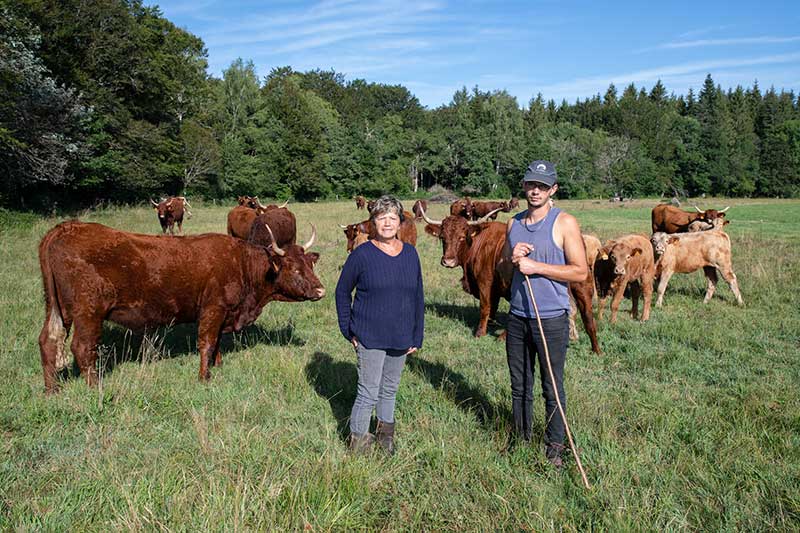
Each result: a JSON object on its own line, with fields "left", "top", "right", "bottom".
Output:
{"left": 507, "top": 207, "right": 570, "bottom": 319}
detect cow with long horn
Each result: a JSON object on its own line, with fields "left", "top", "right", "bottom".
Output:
{"left": 152, "top": 196, "right": 189, "bottom": 235}
{"left": 652, "top": 203, "right": 730, "bottom": 234}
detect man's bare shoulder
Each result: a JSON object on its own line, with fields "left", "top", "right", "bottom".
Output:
{"left": 555, "top": 210, "right": 581, "bottom": 231}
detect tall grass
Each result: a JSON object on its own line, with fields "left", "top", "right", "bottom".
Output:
{"left": 1, "top": 198, "right": 798, "bottom": 531}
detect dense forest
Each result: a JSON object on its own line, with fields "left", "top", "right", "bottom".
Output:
{"left": 2, "top": 0, "right": 799, "bottom": 210}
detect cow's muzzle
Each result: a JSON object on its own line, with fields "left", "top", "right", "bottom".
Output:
{"left": 441, "top": 257, "right": 458, "bottom": 268}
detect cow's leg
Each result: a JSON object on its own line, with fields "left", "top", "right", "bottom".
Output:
{"left": 475, "top": 286, "right": 492, "bottom": 337}
{"left": 609, "top": 281, "right": 627, "bottom": 324}
{"left": 596, "top": 294, "right": 608, "bottom": 321}
{"left": 70, "top": 316, "right": 102, "bottom": 387}
{"left": 212, "top": 343, "right": 222, "bottom": 367}
{"left": 177, "top": 220, "right": 183, "bottom": 235}
{"left": 640, "top": 274, "right": 654, "bottom": 321}
{"left": 571, "top": 282, "right": 600, "bottom": 354}
{"left": 197, "top": 308, "right": 225, "bottom": 380}
{"left": 38, "top": 308, "right": 71, "bottom": 394}
{"left": 629, "top": 281, "right": 640, "bottom": 320}
{"left": 703, "top": 266, "right": 718, "bottom": 303}
{"left": 720, "top": 267, "right": 744, "bottom": 305}
{"left": 568, "top": 292, "right": 578, "bottom": 341}
{"left": 655, "top": 268, "right": 674, "bottom": 307}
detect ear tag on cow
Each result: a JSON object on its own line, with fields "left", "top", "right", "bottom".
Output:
{"left": 601, "top": 253, "right": 608, "bottom": 260}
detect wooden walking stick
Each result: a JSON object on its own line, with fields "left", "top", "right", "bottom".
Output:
{"left": 524, "top": 274, "right": 591, "bottom": 489}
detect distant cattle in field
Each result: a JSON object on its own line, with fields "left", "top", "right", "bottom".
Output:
{"left": 340, "top": 211, "right": 417, "bottom": 252}
{"left": 509, "top": 197, "right": 520, "bottom": 209}
{"left": 367, "top": 199, "right": 377, "bottom": 213}
{"left": 412, "top": 200, "right": 428, "bottom": 221}
{"left": 594, "top": 234, "right": 655, "bottom": 323}
{"left": 650, "top": 228, "right": 743, "bottom": 307}
{"left": 151, "top": 197, "right": 191, "bottom": 235}
{"left": 688, "top": 217, "right": 730, "bottom": 232}
{"left": 238, "top": 196, "right": 260, "bottom": 209}
{"left": 651, "top": 204, "right": 729, "bottom": 234}
{"left": 37, "top": 221, "right": 324, "bottom": 393}
{"left": 449, "top": 197, "right": 473, "bottom": 219}
{"left": 470, "top": 200, "right": 513, "bottom": 221}
{"left": 355, "top": 196, "right": 366, "bottom": 210}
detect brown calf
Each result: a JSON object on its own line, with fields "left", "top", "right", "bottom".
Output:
{"left": 594, "top": 234, "right": 656, "bottom": 323}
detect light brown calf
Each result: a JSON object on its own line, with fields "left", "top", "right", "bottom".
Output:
{"left": 650, "top": 229, "right": 744, "bottom": 307}
{"left": 593, "top": 234, "right": 656, "bottom": 323}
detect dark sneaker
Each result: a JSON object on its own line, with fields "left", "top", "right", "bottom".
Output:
{"left": 545, "top": 443, "right": 566, "bottom": 469}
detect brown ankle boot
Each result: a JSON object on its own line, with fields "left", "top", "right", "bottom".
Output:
{"left": 375, "top": 420, "right": 395, "bottom": 455}
{"left": 348, "top": 432, "right": 375, "bottom": 454}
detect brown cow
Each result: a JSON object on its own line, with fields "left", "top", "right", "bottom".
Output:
{"left": 151, "top": 196, "right": 191, "bottom": 235}
{"left": 37, "top": 221, "right": 324, "bottom": 393}
{"left": 650, "top": 228, "right": 743, "bottom": 307}
{"left": 651, "top": 204, "right": 729, "bottom": 234}
{"left": 509, "top": 197, "right": 520, "bottom": 210}
{"left": 423, "top": 208, "right": 600, "bottom": 351}
{"left": 412, "top": 200, "right": 428, "bottom": 221}
{"left": 568, "top": 234, "right": 602, "bottom": 343}
{"left": 470, "top": 200, "right": 512, "bottom": 221}
{"left": 248, "top": 207, "right": 298, "bottom": 248}
{"left": 367, "top": 199, "right": 377, "bottom": 213}
{"left": 449, "top": 197, "right": 473, "bottom": 219}
{"left": 339, "top": 211, "right": 418, "bottom": 252}
{"left": 594, "top": 234, "right": 656, "bottom": 323}
{"left": 355, "top": 196, "right": 366, "bottom": 210}
{"left": 227, "top": 200, "right": 290, "bottom": 240}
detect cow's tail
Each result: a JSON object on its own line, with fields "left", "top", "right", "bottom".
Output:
{"left": 38, "top": 227, "right": 70, "bottom": 372}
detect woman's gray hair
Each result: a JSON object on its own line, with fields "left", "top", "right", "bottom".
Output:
{"left": 370, "top": 195, "right": 405, "bottom": 222}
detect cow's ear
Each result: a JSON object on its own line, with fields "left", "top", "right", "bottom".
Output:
{"left": 631, "top": 247, "right": 642, "bottom": 257}
{"left": 308, "top": 252, "right": 320, "bottom": 265}
{"left": 424, "top": 224, "right": 441, "bottom": 237}
{"left": 599, "top": 247, "right": 610, "bottom": 261}
{"left": 724, "top": 220, "right": 730, "bottom": 225}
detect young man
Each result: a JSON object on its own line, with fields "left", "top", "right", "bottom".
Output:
{"left": 504, "top": 160, "right": 588, "bottom": 467}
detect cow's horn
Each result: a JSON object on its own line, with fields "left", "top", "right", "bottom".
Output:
{"left": 264, "top": 224, "right": 285, "bottom": 256}
{"left": 694, "top": 205, "right": 703, "bottom": 212}
{"left": 150, "top": 199, "right": 159, "bottom": 207}
{"left": 420, "top": 206, "right": 442, "bottom": 225}
{"left": 720, "top": 206, "right": 730, "bottom": 213}
{"left": 302, "top": 223, "right": 317, "bottom": 250}
{"left": 338, "top": 224, "right": 348, "bottom": 229}
{"left": 278, "top": 199, "right": 289, "bottom": 209}
{"left": 469, "top": 207, "right": 504, "bottom": 225}
{"left": 177, "top": 196, "right": 191, "bottom": 206}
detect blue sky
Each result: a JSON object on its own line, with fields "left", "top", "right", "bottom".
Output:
{"left": 148, "top": 0, "right": 800, "bottom": 108}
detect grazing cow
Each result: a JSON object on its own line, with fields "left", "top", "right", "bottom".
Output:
{"left": 650, "top": 228, "right": 743, "bottom": 307}
{"left": 37, "top": 221, "right": 324, "bottom": 393}
{"left": 339, "top": 211, "right": 417, "bottom": 252}
{"left": 151, "top": 196, "right": 191, "bottom": 235}
{"left": 412, "top": 199, "right": 428, "bottom": 221}
{"left": 248, "top": 207, "right": 298, "bottom": 248}
{"left": 651, "top": 204, "right": 729, "bottom": 234}
{"left": 449, "top": 197, "right": 473, "bottom": 219}
{"left": 470, "top": 200, "right": 512, "bottom": 221}
{"left": 594, "top": 234, "right": 655, "bottom": 323}
{"left": 355, "top": 196, "right": 366, "bottom": 210}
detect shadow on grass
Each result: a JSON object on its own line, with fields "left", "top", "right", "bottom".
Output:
{"left": 406, "top": 354, "right": 511, "bottom": 435}
{"left": 58, "top": 321, "right": 304, "bottom": 382}
{"left": 304, "top": 352, "right": 357, "bottom": 442}
{"left": 425, "top": 301, "right": 507, "bottom": 338}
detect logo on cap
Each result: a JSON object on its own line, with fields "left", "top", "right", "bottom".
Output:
{"left": 536, "top": 163, "right": 547, "bottom": 172}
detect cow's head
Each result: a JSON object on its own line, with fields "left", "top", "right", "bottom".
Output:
{"left": 238, "top": 195, "right": 252, "bottom": 207}
{"left": 367, "top": 199, "right": 377, "bottom": 213}
{"left": 152, "top": 198, "right": 173, "bottom": 220}
{"left": 694, "top": 205, "right": 729, "bottom": 223}
{"left": 509, "top": 197, "right": 520, "bottom": 209}
{"left": 649, "top": 232, "right": 678, "bottom": 258}
{"left": 263, "top": 224, "right": 325, "bottom": 301}
{"left": 449, "top": 198, "right": 473, "bottom": 219}
{"left": 598, "top": 241, "right": 642, "bottom": 277}
{"left": 422, "top": 206, "right": 502, "bottom": 268}
{"left": 340, "top": 221, "right": 371, "bottom": 252}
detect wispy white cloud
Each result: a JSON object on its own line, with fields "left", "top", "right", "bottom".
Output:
{"left": 535, "top": 52, "right": 800, "bottom": 99}
{"left": 660, "top": 35, "right": 800, "bottom": 49}
{"left": 675, "top": 25, "right": 734, "bottom": 40}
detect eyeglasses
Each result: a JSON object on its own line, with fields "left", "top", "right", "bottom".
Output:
{"left": 522, "top": 181, "right": 553, "bottom": 191}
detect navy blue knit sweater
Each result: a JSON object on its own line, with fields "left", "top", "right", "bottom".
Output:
{"left": 335, "top": 241, "right": 424, "bottom": 351}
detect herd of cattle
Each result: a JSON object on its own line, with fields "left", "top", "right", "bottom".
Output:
{"left": 36, "top": 194, "right": 743, "bottom": 393}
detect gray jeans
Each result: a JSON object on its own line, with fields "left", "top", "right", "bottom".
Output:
{"left": 349, "top": 345, "right": 407, "bottom": 435}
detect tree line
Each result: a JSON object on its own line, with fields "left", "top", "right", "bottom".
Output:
{"left": 2, "top": 1, "right": 799, "bottom": 210}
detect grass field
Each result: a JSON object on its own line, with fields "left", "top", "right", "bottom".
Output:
{"left": 1, "top": 198, "right": 799, "bottom": 531}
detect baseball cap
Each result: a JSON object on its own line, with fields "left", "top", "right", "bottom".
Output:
{"left": 522, "top": 160, "right": 557, "bottom": 187}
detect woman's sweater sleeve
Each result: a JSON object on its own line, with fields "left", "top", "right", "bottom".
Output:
{"left": 335, "top": 252, "right": 360, "bottom": 341}
{"left": 413, "top": 252, "right": 425, "bottom": 349}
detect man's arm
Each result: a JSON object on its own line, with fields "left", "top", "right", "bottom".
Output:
{"left": 513, "top": 213, "right": 587, "bottom": 282}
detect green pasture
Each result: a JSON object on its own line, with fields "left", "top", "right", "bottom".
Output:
{"left": 1, "top": 198, "right": 799, "bottom": 531}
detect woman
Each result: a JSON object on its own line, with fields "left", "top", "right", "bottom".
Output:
{"left": 335, "top": 195, "right": 424, "bottom": 455}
